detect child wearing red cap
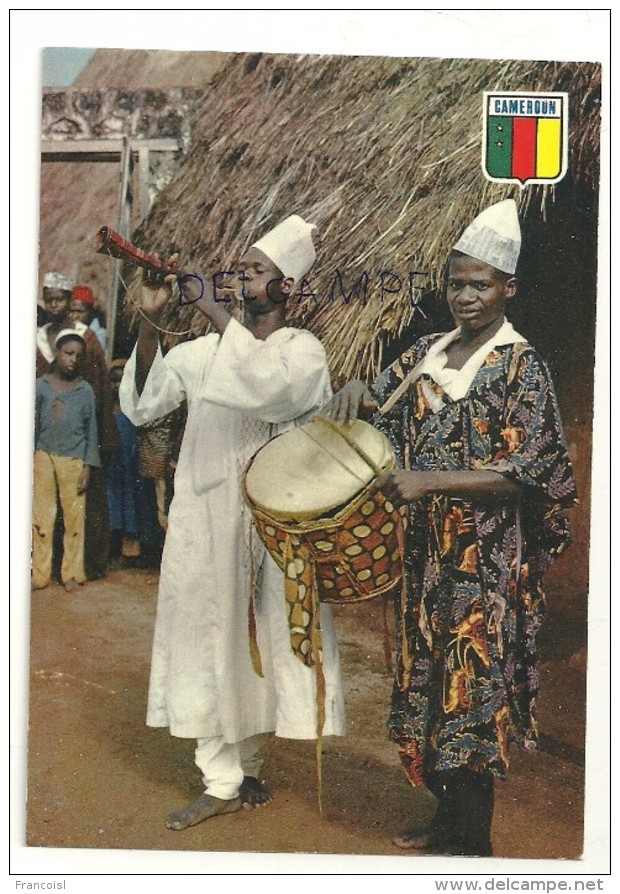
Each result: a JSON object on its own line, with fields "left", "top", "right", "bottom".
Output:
{"left": 70, "top": 284, "right": 108, "bottom": 351}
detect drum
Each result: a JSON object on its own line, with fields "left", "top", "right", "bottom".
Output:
{"left": 243, "top": 416, "right": 405, "bottom": 665}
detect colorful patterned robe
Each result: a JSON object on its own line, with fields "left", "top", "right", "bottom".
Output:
{"left": 372, "top": 333, "right": 577, "bottom": 787}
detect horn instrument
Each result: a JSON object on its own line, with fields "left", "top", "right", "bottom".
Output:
{"left": 94, "top": 226, "right": 181, "bottom": 276}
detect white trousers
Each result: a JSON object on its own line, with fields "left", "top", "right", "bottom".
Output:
{"left": 195, "top": 733, "right": 270, "bottom": 800}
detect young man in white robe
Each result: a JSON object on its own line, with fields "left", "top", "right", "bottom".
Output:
{"left": 120, "top": 215, "right": 346, "bottom": 830}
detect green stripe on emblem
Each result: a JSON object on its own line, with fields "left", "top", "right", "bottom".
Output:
{"left": 486, "top": 115, "right": 513, "bottom": 178}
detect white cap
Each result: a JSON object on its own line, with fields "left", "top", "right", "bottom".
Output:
{"left": 43, "top": 272, "right": 75, "bottom": 291}
{"left": 54, "top": 328, "right": 85, "bottom": 349}
{"left": 251, "top": 215, "right": 317, "bottom": 282}
{"left": 453, "top": 199, "right": 521, "bottom": 274}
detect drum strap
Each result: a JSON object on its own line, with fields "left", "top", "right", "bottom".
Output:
{"left": 376, "top": 359, "right": 427, "bottom": 416}
{"left": 381, "top": 594, "right": 394, "bottom": 675}
{"left": 296, "top": 422, "right": 371, "bottom": 485}
{"left": 281, "top": 533, "right": 327, "bottom": 812}
{"left": 247, "top": 524, "right": 264, "bottom": 679}
{"left": 396, "top": 521, "right": 413, "bottom": 691}
{"left": 313, "top": 414, "right": 384, "bottom": 476}
{"left": 312, "top": 597, "right": 326, "bottom": 815}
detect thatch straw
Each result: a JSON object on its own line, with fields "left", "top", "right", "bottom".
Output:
{"left": 121, "top": 53, "right": 600, "bottom": 383}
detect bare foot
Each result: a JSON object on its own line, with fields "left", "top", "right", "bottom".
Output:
{"left": 166, "top": 793, "right": 241, "bottom": 830}
{"left": 63, "top": 579, "right": 82, "bottom": 592}
{"left": 239, "top": 776, "right": 272, "bottom": 808}
{"left": 392, "top": 827, "right": 434, "bottom": 850}
{"left": 31, "top": 579, "right": 52, "bottom": 591}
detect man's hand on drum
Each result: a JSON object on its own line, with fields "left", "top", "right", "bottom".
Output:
{"left": 371, "top": 469, "right": 431, "bottom": 508}
{"left": 323, "top": 379, "right": 378, "bottom": 423}
{"left": 139, "top": 254, "right": 180, "bottom": 323}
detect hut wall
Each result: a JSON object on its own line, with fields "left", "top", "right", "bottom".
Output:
{"left": 38, "top": 159, "right": 120, "bottom": 309}
{"left": 37, "top": 48, "right": 230, "bottom": 304}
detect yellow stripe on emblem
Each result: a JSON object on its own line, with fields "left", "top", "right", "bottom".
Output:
{"left": 536, "top": 117, "right": 562, "bottom": 178}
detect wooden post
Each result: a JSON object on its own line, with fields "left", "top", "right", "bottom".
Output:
{"left": 40, "top": 130, "right": 182, "bottom": 364}
{"left": 106, "top": 137, "right": 134, "bottom": 365}
{"left": 138, "top": 146, "right": 151, "bottom": 223}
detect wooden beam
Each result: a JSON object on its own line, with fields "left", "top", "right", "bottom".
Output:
{"left": 41, "top": 137, "right": 181, "bottom": 162}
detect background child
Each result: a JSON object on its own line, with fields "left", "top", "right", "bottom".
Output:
{"left": 69, "top": 283, "right": 108, "bottom": 351}
{"left": 32, "top": 330, "right": 101, "bottom": 591}
{"left": 106, "top": 358, "right": 143, "bottom": 567}
{"left": 106, "top": 358, "right": 173, "bottom": 569}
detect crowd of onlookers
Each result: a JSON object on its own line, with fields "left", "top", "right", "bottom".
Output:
{"left": 32, "top": 271, "right": 185, "bottom": 591}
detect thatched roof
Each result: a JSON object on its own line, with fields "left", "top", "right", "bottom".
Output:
{"left": 122, "top": 52, "right": 601, "bottom": 382}
{"left": 74, "top": 48, "right": 231, "bottom": 89}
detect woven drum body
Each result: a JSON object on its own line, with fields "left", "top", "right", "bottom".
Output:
{"left": 137, "top": 413, "right": 177, "bottom": 478}
{"left": 244, "top": 417, "right": 405, "bottom": 606}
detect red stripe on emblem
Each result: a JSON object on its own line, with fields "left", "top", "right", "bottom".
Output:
{"left": 511, "top": 117, "right": 537, "bottom": 181}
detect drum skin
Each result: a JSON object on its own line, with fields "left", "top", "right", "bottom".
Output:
{"left": 244, "top": 417, "right": 394, "bottom": 523}
{"left": 243, "top": 417, "right": 405, "bottom": 607}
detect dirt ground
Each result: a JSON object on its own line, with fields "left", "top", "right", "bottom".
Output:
{"left": 20, "top": 565, "right": 589, "bottom": 872}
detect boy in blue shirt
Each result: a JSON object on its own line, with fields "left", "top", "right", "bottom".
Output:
{"left": 32, "top": 330, "right": 101, "bottom": 591}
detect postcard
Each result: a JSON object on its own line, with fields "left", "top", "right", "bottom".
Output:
{"left": 10, "top": 9, "right": 610, "bottom": 884}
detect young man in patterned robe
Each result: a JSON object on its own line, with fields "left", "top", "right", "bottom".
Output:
{"left": 326, "top": 200, "right": 577, "bottom": 856}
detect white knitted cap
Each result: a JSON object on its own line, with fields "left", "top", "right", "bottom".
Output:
{"left": 453, "top": 199, "right": 521, "bottom": 274}
{"left": 43, "top": 272, "right": 75, "bottom": 292}
{"left": 54, "top": 328, "right": 85, "bottom": 349}
{"left": 251, "top": 215, "right": 317, "bottom": 282}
